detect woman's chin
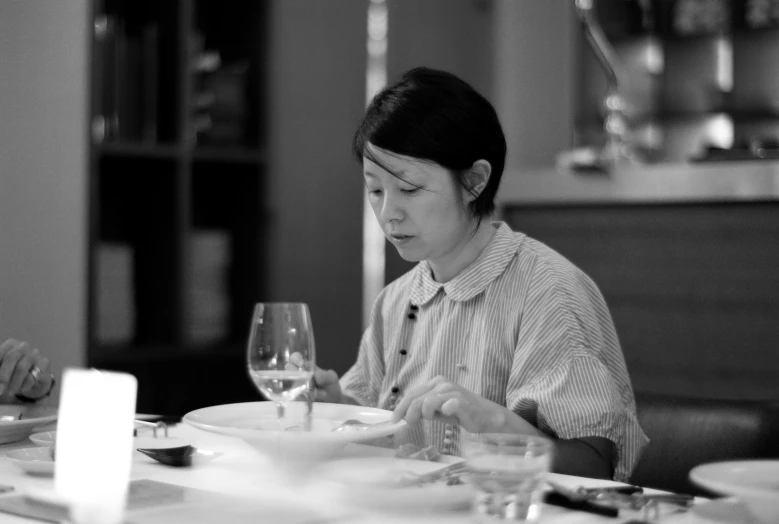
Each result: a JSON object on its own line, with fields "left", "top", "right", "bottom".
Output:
{"left": 393, "top": 246, "right": 423, "bottom": 263}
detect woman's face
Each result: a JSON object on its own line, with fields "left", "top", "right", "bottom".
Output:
{"left": 363, "top": 144, "right": 475, "bottom": 265}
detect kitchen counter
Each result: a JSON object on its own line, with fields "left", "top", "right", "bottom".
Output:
{"left": 497, "top": 161, "right": 779, "bottom": 206}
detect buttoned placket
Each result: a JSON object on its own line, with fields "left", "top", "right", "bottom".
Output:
{"left": 389, "top": 302, "right": 419, "bottom": 411}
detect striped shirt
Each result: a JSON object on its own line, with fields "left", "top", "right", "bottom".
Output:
{"left": 341, "top": 221, "right": 648, "bottom": 482}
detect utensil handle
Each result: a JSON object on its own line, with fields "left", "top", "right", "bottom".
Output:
{"left": 544, "top": 492, "right": 619, "bottom": 518}
{"left": 397, "top": 461, "right": 468, "bottom": 487}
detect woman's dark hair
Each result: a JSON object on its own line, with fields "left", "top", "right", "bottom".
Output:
{"left": 353, "top": 67, "right": 507, "bottom": 219}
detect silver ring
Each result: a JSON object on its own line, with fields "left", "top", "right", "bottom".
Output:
{"left": 29, "top": 366, "right": 42, "bottom": 382}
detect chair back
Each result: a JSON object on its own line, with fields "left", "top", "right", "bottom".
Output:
{"left": 630, "top": 392, "right": 779, "bottom": 495}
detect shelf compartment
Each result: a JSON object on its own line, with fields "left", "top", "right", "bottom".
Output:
{"left": 95, "top": 156, "right": 179, "bottom": 348}
{"left": 190, "top": 146, "right": 267, "bottom": 164}
{"left": 190, "top": 0, "right": 269, "bottom": 148}
{"left": 96, "top": 141, "right": 182, "bottom": 159}
{"left": 188, "top": 162, "right": 267, "bottom": 347}
{"left": 91, "top": 342, "right": 258, "bottom": 415}
{"left": 92, "top": 0, "right": 181, "bottom": 144}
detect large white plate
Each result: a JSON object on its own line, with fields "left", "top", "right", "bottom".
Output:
{"left": 312, "top": 456, "right": 473, "bottom": 513}
{"left": 690, "top": 460, "right": 779, "bottom": 524}
{"left": 0, "top": 405, "right": 58, "bottom": 445}
{"left": 183, "top": 402, "right": 407, "bottom": 463}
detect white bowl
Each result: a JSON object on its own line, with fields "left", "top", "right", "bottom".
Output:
{"left": 7, "top": 446, "right": 55, "bottom": 476}
{"left": 690, "top": 460, "right": 779, "bottom": 524}
{"left": 29, "top": 430, "right": 56, "bottom": 447}
{"left": 183, "top": 402, "right": 406, "bottom": 466}
{"left": 0, "top": 405, "right": 58, "bottom": 444}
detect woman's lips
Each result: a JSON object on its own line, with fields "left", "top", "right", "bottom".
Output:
{"left": 389, "top": 234, "right": 413, "bottom": 245}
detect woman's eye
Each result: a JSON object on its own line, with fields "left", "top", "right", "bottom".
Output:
{"left": 401, "top": 187, "right": 419, "bottom": 195}
{"left": 367, "top": 189, "right": 382, "bottom": 196}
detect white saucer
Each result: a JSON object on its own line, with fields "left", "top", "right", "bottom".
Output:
{"left": 7, "top": 446, "right": 54, "bottom": 476}
{"left": 29, "top": 430, "right": 56, "bottom": 447}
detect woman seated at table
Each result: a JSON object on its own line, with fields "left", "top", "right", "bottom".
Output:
{"left": 0, "top": 338, "right": 55, "bottom": 403}
{"left": 311, "top": 67, "right": 648, "bottom": 482}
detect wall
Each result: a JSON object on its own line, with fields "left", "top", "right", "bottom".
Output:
{"left": 493, "top": 0, "right": 577, "bottom": 172}
{"left": 387, "top": 0, "right": 495, "bottom": 97}
{"left": 0, "top": 0, "right": 89, "bottom": 389}
{"left": 265, "top": 0, "right": 367, "bottom": 375}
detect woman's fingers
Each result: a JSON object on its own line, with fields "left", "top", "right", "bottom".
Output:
{"left": 313, "top": 367, "right": 339, "bottom": 387}
{"left": 390, "top": 380, "right": 439, "bottom": 423}
{"left": 6, "top": 353, "right": 36, "bottom": 396}
{"left": 0, "top": 340, "right": 27, "bottom": 396}
{"left": 289, "top": 352, "right": 338, "bottom": 386}
{"left": 440, "top": 396, "right": 461, "bottom": 417}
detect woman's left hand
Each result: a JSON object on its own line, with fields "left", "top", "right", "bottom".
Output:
{"left": 390, "top": 375, "right": 538, "bottom": 435}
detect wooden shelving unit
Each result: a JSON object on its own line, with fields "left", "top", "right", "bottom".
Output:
{"left": 87, "top": 0, "right": 269, "bottom": 416}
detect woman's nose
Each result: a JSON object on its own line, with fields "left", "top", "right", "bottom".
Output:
{"left": 379, "top": 193, "right": 404, "bottom": 223}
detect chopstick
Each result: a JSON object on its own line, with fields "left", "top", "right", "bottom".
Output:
{"left": 544, "top": 492, "right": 619, "bottom": 518}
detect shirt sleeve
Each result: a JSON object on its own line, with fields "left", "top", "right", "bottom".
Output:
{"left": 339, "top": 296, "right": 387, "bottom": 407}
{"left": 505, "top": 258, "right": 648, "bottom": 482}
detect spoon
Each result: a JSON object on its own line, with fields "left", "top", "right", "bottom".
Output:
{"left": 136, "top": 445, "right": 223, "bottom": 467}
{"left": 331, "top": 419, "right": 394, "bottom": 432}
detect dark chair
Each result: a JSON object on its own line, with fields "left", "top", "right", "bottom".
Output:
{"left": 629, "top": 392, "right": 779, "bottom": 495}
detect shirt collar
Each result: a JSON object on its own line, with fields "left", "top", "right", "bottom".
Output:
{"left": 409, "top": 222, "right": 523, "bottom": 306}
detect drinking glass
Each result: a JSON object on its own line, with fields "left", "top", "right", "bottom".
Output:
{"left": 246, "top": 303, "right": 316, "bottom": 424}
{"left": 464, "top": 433, "right": 554, "bottom": 523}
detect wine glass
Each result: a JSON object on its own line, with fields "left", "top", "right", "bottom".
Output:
{"left": 246, "top": 303, "right": 316, "bottom": 425}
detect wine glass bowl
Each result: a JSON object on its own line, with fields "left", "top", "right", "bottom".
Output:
{"left": 246, "top": 303, "right": 316, "bottom": 423}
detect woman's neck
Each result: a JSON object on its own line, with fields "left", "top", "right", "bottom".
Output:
{"left": 428, "top": 220, "right": 497, "bottom": 283}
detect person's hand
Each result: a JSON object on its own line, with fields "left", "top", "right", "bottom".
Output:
{"left": 390, "top": 375, "right": 540, "bottom": 435}
{"left": 289, "top": 352, "right": 346, "bottom": 404}
{"left": 0, "top": 339, "right": 54, "bottom": 401}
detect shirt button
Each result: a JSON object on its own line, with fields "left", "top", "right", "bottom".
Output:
{"left": 445, "top": 429, "right": 453, "bottom": 437}
{"left": 399, "top": 349, "right": 408, "bottom": 356}
{"left": 410, "top": 304, "right": 419, "bottom": 311}
{"left": 391, "top": 386, "right": 400, "bottom": 394}
{"left": 456, "top": 363, "right": 466, "bottom": 372}
{"left": 407, "top": 313, "right": 416, "bottom": 320}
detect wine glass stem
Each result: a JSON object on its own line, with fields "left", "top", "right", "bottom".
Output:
{"left": 276, "top": 401, "right": 285, "bottom": 419}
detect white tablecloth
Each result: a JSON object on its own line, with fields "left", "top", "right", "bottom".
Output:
{"left": 0, "top": 424, "right": 739, "bottom": 524}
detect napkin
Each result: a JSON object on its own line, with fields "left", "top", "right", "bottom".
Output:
{"left": 0, "top": 480, "right": 223, "bottom": 523}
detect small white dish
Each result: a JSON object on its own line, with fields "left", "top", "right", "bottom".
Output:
{"left": 7, "top": 446, "right": 54, "bottom": 476}
{"left": 690, "top": 460, "right": 779, "bottom": 524}
{"left": 29, "top": 430, "right": 56, "bottom": 447}
{"left": 312, "top": 456, "right": 473, "bottom": 513}
{"left": 0, "top": 405, "right": 58, "bottom": 445}
{"left": 183, "top": 402, "right": 407, "bottom": 465}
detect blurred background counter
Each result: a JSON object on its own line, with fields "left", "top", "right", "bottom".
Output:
{"left": 498, "top": 161, "right": 779, "bottom": 205}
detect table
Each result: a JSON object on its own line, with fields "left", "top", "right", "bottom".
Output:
{"left": 0, "top": 424, "right": 716, "bottom": 524}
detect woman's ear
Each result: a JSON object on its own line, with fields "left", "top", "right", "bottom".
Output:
{"left": 463, "top": 160, "right": 492, "bottom": 201}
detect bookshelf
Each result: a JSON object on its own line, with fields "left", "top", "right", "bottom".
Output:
{"left": 87, "top": 0, "right": 269, "bottom": 416}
